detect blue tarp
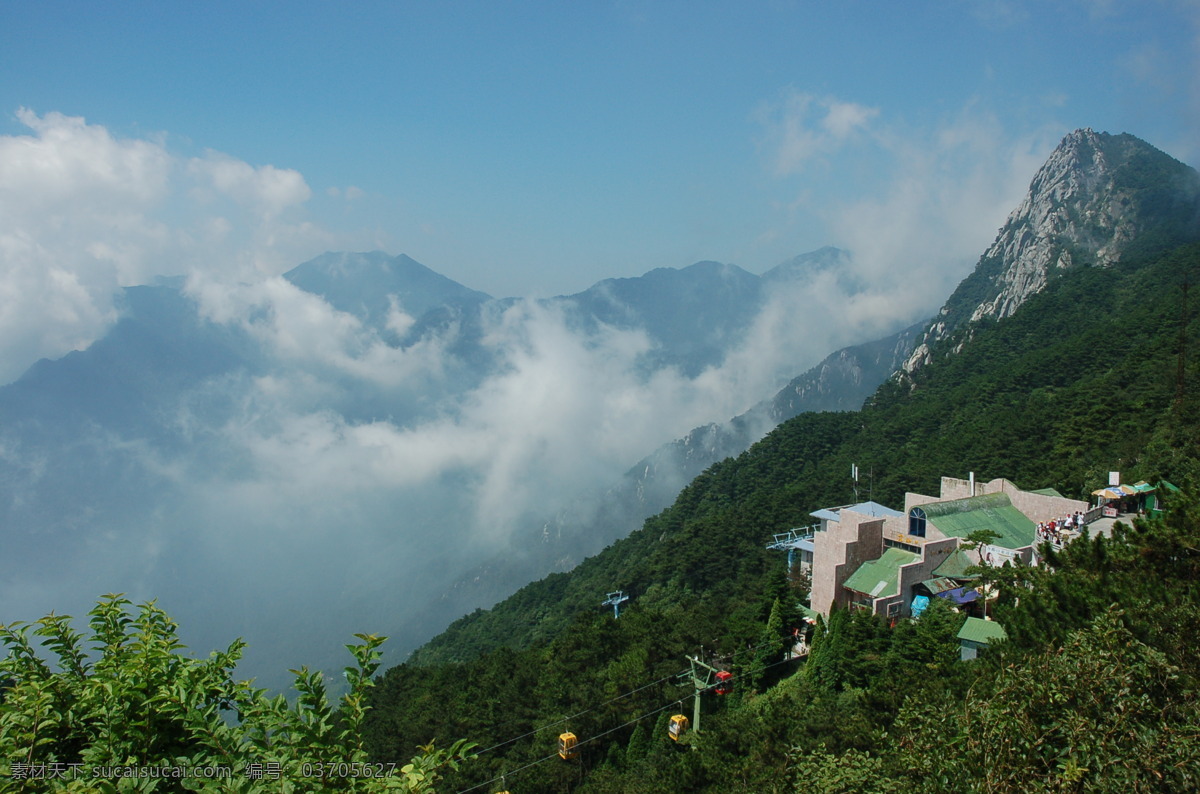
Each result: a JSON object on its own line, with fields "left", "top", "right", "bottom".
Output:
{"left": 936, "top": 587, "right": 979, "bottom": 604}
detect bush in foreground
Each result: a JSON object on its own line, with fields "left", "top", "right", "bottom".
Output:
{"left": 0, "top": 595, "right": 471, "bottom": 792}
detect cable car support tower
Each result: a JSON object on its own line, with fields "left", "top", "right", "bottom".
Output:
{"left": 680, "top": 655, "right": 731, "bottom": 735}
{"left": 601, "top": 590, "right": 630, "bottom": 618}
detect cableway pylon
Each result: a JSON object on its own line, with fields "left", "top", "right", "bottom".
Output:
{"left": 601, "top": 590, "right": 630, "bottom": 618}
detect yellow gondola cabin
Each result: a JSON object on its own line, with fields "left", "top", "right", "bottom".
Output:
{"left": 668, "top": 714, "right": 689, "bottom": 741}
{"left": 558, "top": 732, "right": 579, "bottom": 760}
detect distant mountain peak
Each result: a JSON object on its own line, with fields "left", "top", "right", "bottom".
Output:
{"left": 903, "top": 128, "right": 1200, "bottom": 374}
{"left": 283, "top": 251, "right": 491, "bottom": 331}
{"left": 627, "top": 259, "right": 754, "bottom": 283}
{"left": 762, "top": 246, "right": 859, "bottom": 292}
{"left": 286, "top": 251, "right": 451, "bottom": 286}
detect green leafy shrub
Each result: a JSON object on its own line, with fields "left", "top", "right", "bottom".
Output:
{"left": 0, "top": 595, "right": 472, "bottom": 792}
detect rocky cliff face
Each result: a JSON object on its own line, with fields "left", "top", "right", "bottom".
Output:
{"left": 903, "top": 128, "right": 1200, "bottom": 373}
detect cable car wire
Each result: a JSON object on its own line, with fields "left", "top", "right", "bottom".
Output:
{"left": 455, "top": 697, "right": 688, "bottom": 794}
{"left": 571, "top": 698, "right": 683, "bottom": 752}
{"left": 455, "top": 749, "right": 564, "bottom": 794}
{"left": 451, "top": 634, "right": 808, "bottom": 791}
{"left": 456, "top": 641, "right": 806, "bottom": 793}
{"left": 465, "top": 632, "right": 800, "bottom": 768}
{"left": 471, "top": 667, "right": 689, "bottom": 757}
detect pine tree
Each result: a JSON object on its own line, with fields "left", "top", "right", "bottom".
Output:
{"left": 625, "top": 721, "right": 648, "bottom": 763}
{"left": 805, "top": 607, "right": 849, "bottom": 691}
{"left": 751, "top": 597, "right": 786, "bottom": 691}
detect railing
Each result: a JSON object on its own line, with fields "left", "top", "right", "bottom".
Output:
{"left": 766, "top": 525, "right": 818, "bottom": 550}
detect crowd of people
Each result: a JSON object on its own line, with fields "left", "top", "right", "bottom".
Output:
{"left": 1036, "top": 512, "right": 1085, "bottom": 545}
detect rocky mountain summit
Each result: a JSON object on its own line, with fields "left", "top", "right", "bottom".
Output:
{"left": 904, "top": 128, "right": 1200, "bottom": 373}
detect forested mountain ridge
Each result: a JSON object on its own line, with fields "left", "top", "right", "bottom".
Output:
{"left": 403, "top": 128, "right": 1199, "bottom": 669}
{"left": 364, "top": 133, "right": 1200, "bottom": 791}
{"left": 369, "top": 240, "right": 1200, "bottom": 794}
{"left": 412, "top": 130, "right": 1200, "bottom": 646}
{"left": 395, "top": 236, "right": 1198, "bottom": 671}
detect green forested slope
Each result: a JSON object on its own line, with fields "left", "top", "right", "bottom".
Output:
{"left": 365, "top": 241, "right": 1200, "bottom": 793}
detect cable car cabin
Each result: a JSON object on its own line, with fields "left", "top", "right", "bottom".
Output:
{"left": 714, "top": 670, "right": 733, "bottom": 695}
{"left": 668, "top": 714, "right": 690, "bottom": 741}
{"left": 558, "top": 732, "right": 579, "bottom": 760}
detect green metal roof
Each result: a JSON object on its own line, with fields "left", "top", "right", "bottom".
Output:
{"left": 957, "top": 617, "right": 1008, "bottom": 645}
{"left": 922, "top": 577, "right": 964, "bottom": 595}
{"left": 843, "top": 548, "right": 920, "bottom": 599}
{"left": 922, "top": 493, "right": 1035, "bottom": 550}
{"left": 1031, "top": 487, "right": 1065, "bottom": 498}
{"left": 933, "top": 547, "right": 979, "bottom": 579}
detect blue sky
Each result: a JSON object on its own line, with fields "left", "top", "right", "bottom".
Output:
{"left": 0, "top": 0, "right": 1197, "bottom": 374}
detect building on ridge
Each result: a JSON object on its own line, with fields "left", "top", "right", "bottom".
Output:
{"left": 806, "top": 475, "right": 1087, "bottom": 620}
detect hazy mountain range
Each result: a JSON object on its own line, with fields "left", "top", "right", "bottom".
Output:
{"left": 0, "top": 238, "right": 914, "bottom": 686}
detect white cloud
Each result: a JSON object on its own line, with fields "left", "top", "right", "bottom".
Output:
{"left": 3, "top": 108, "right": 172, "bottom": 210}
{"left": 0, "top": 109, "right": 335, "bottom": 384}
{"left": 166, "top": 278, "right": 867, "bottom": 571}
{"left": 189, "top": 152, "right": 311, "bottom": 218}
{"left": 198, "top": 299, "right": 676, "bottom": 538}
{"left": 754, "top": 88, "right": 1063, "bottom": 329}
{"left": 325, "top": 185, "right": 365, "bottom": 201}
{"left": 0, "top": 109, "right": 174, "bottom": 382}
{"left": 824, "top": 110, "right": 1060, "bottom": 323}
{"left": 0, "top": 201, "right": 939, "bottom": 689}
{"left": 1118, "top": 6, "right": 1200, "bottom": 165}
{"left": 187, "top": 272, "right": 452, "bottom": 392}
{"left": 1080, "top": 0, "right": 1120, "bottom": 19}
{"left": 1124, "top": 41, "right": 1176, "bottom": 97}
{"left": 756, "top": 90, "right": 879, "bottom": 176}
{"left": 821, "top": 100, "right": 879, "bottom": 139}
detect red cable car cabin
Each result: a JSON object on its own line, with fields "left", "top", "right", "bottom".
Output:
{"left": 714, "top": 670, "right": 733, "bottom": 695}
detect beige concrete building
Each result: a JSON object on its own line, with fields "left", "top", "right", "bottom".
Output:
{"left": 806, "top": 476, "right": 1088, "bottom": 619}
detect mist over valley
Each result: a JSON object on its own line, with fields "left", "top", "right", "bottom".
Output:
{"left": 0, "top": 244, "right": 934, "bottom": 687}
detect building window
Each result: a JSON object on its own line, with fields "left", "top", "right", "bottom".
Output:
{"left": 909, "top": 507, "right": 927, "bottom": 538}
{"left": 886, "top": 602, "right": 900, "bottom": 617}
{"left": 885, "top": 538, "right": 921, "bottom": 554}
